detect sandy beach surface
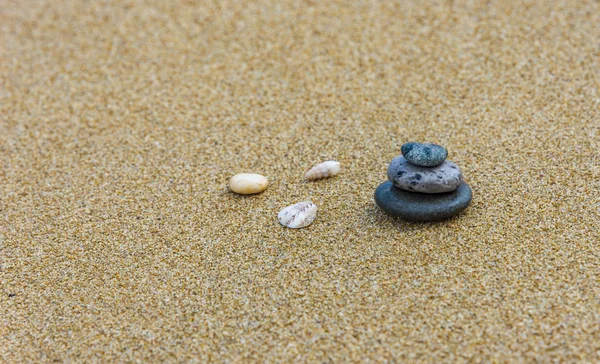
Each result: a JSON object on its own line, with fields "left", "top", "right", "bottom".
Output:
{"left": 1, "top": 0, "right": 599, "bottom": 361}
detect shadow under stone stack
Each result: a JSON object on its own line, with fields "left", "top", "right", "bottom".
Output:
{"left": 375, "top": 142, "right": 472, "bottom": 222}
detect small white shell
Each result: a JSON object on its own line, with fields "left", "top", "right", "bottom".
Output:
{"left": 278, "top": 201, "right": 317, "bottom": 228}
{"left": 305, "top": 161, "right": 341, "bottom": 181}
{"left": 229, "top": 173, "right": 269, "bottom": 195}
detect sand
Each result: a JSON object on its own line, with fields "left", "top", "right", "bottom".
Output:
{"left": 1, "top": 0, "right": 599, "bottom": 361}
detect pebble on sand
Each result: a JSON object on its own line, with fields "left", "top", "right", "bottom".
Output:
{"left": 229, "top": 173, "right": 269, "bottom": 195}
{"left": 375, "top": 181, "right": 472, "bottom": 222}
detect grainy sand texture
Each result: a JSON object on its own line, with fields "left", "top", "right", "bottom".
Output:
{"left": 1, "top": 0, "right": 599, "bottom": 361}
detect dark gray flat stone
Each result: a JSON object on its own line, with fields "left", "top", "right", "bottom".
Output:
{"left": 374, "top": 181, "right": 472, "bottom": 222}
{"left": 401, "top": 142, "right": 448, "bottom": 167}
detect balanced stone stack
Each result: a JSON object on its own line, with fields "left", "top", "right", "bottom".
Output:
{"left": 375, "top": 142, "right": 472, "bottom": 222}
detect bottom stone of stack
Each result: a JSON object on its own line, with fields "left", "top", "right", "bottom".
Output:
{"left": 374, "top": 181, "right": 472, "bottom": 222}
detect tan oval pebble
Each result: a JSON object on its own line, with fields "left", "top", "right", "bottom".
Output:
{"left": 229, "top": 173, "right": 269, "bottom": 195}
{"left": 305, "top": 161, "right": 341, "bottom": 180}
{"left": 278, "top": 201, "right": 317, "bottom": 228}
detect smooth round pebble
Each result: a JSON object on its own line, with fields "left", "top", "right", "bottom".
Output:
{"left": 387, "top": 156, "right": 462, "bottom": 194}
{"left": 401, "top": 142, "right": 448, "bottom": 167}
{"left": 278, "top": 201, "right": 317, "bottom": 228}
{"left": 374, "top": 181, "right": 472, "bottom": 222}
{"left": 229, "top": 173, "right": 269, "bottom": 195}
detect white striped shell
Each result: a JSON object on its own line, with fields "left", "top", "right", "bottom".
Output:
{"left": 277, "top": 201, "right": 317, "bottom": 228}
{"left": 305, "top": 161, "right": 340, "bottom": 181}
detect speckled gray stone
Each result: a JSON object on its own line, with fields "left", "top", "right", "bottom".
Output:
{"left": 374, "top": 181, "right": 472, "bottom": 222}
{"left": 401, "top": 142, "right": 448, "bottom": 167}
{"left": 387, "top": 156, "right": 462, "bottom": 194}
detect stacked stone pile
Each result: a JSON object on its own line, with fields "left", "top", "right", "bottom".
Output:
{"left": 375, "top": 142, "right": 472, "bottom": 221}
